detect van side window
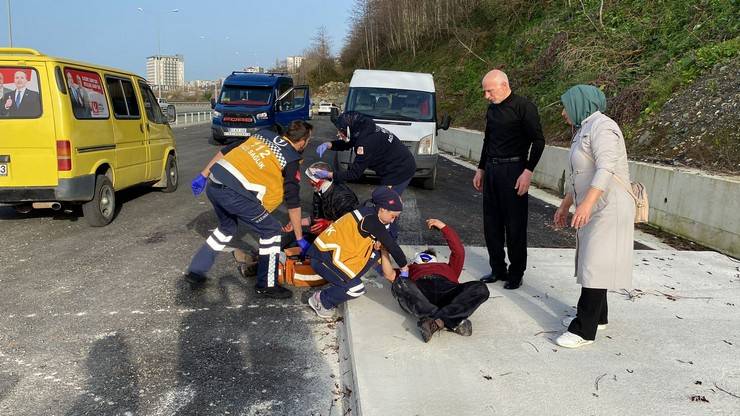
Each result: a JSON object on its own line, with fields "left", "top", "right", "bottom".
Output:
{"left": 0, "top": 67, "right": 42, "bottom": 119}
{"left": 139, "top": 81, "right": 166, "bottom": 124}
{"left": 65, "top": 68, "right": 110, "bottom": 120}
{"left": 105, "top": 76, "right": 140, "bottom": 119}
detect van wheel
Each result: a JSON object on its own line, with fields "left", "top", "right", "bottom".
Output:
{"left": 83, "top": 175, "right": 116, "bottom": 227}
{"left": 162, "top": 154, "right": 179, "bottom": 193}
{"left": 421, "top": 166, "right": 437, "bottom": 190}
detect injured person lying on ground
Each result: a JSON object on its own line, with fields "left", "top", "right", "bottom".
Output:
{"left": 379, "top": 219, "right": 490, "bottom": 343}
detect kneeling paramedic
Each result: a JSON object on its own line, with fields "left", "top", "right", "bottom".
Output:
{"left": 185, "top": 121, "right": 313, "bottom": 299}
{"left": 380, "top": 219, "right": 490, "bottom": 342}
{"left": 306, "top": 188, "right": 409, "bottom": 318}
{"left": 312, "top": 112, "right": 416, "bottom": 239}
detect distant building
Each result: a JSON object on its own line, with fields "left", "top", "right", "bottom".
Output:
{"left": 286, "top": 56, "right": 304, "bottom": 73}
{"left": 244, "top": 66, "right": 264, "bottom": 73}
{"left": 146, "top": 54, "right": 185, "bottom": 91}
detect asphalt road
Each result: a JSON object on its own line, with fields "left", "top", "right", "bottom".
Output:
{"left": 0, "top": 117, "right": 606, "bottom": 415}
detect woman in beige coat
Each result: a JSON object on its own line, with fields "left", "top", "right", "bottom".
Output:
{"left": 553, "top": 85, "right": 635, "bottom": 348}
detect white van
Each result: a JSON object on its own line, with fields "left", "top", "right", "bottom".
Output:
{"left": 338, "top": 69, "right": 450, "bottom": 189}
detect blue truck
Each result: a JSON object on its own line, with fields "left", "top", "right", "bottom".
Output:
{"left": 210, "top": 72, "right": 310, "bottom": 145}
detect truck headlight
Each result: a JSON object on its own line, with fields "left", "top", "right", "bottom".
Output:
{"left": 213, "top": 110, "right": 222, "bottom": 118}
{"left": 418, "top": 134, "right": 434, "bottom": 155}
{"left": 256, "top": 112, "right": 268, "bottom": 120}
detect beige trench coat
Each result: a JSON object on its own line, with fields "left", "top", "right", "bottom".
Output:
{"left": 567, "top": 111, "right": 635, "bottom": 290}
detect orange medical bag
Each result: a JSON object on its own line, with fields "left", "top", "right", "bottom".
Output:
{"left": 278, "top": 247, "right": 326, "bottom": 287}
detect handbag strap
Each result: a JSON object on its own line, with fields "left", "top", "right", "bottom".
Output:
{"left": 575, "top": 117, "right": 639, "bottom": 203}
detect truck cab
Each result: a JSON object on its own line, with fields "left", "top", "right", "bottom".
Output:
{"left": 340, "top": 69, "right": 450, "bottom": 189}
{"left": 210, "top": 72, "right": 310, "bottom": 145}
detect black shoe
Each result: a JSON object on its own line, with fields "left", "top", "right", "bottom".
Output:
{"left": 451, "top": 319, "right": 473, "bottom": 336}
{"left": 480, "top": 273, "right": 506, "bottom": 284}
{"left": 184, "top": 272, "right": 207, "bottom": 286}
{"left": 504, "top": 277, "right": 522, "bottom": 290}
{"left": 254, "top": 285, "right": 293, "bottom": 299}
{"left": 418, "top": 318, "right": 442, "bottom": 343}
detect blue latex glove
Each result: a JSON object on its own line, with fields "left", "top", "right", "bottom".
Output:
{"left": 316, "top": 142, "right": 330, "bottom": 158}
{"left": 399, "top": 270, "right": 409, "bottom": 279}
{"left": 296, "top": 237, "right": 310, "bottom": 255}
{"left": 191, "top": 174, "right": 207, "bottom": 196}
{"left": 312, "top": 169, "right": 331, "bottom": 179}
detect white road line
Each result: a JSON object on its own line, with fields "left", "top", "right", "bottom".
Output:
{"left": 438, "top": 152, "right": 675, "bottom": 251}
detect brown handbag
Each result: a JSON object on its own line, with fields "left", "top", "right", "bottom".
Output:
{"left": 613, "top": 175, "right": 649, "bottom": 223}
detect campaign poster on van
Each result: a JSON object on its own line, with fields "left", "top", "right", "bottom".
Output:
{"left": 0, "top": 67, "right": 42, "bottom": 118}
{"left": 64, "top": 68, "right": 109, "bottom": 119}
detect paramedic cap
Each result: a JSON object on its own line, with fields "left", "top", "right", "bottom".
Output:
{"left": 372, "top": 187, "right": 403, "bottom": 211}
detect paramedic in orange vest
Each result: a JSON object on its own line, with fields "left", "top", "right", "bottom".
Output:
{"left": 306, "top": 187, "right": 409, "bottom": 318}
{"left": 185, "top": 121, "right": 313, "bottom": 299}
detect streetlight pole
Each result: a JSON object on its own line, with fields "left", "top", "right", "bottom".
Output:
{"left": 7, "top": 0, "right": 13, "bottom": 47}
{"left": 138, "top": 7, "right": 179, "bottom": 99}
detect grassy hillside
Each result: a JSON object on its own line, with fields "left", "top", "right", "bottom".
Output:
{"left": 357, "top": 0, "right": 739, "bottom": 171}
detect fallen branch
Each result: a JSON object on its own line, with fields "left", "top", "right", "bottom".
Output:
{"left": 595, "top": 373, "right": 608, "bottom": 391}
{"left": 453, "top": 31, "right": 491, "bottom": 66}
{"left": 714, "top": 383, "right": 740, "bottom": 399}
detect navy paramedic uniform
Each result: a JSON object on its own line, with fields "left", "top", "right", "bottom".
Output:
{"left": 331, "top": 112, "right": 416, "bottom": 187}
{"left": 307, "top": 206, "right": 408, "bottom": 309}
{"left": 187, "top": 129, "right": 302, "bottom": 289}
{"left": 331, "top": 112, "right": 415, "bottom": 237}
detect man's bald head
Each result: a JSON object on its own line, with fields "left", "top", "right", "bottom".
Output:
{"left": 482, "top": 69, "right": 511, "bottom": 104}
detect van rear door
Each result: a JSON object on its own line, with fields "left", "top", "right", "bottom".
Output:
{"left": 0, "top": 63, "right": 58, "bottom": 187}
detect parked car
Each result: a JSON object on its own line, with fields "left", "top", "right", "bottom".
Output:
{"left": 338, "top": 69, "right": 451, "bottom": 189}
{"left": 317, "top": 101, "right": 338, "bottom": 115}
{"left": 0, "top": 47, "right": 179, "bottom": 226}
{"left": 157, "top": 97, "right": 176, "bottom": 119}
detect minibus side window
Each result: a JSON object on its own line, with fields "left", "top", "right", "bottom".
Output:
{"left": 138, "top": 82, "right": 166, "bottom": 124}
{"left": 0, "top": 67, "right": 42, "bottom": 119}
{"left": 105, "top": 76, "right": 140, "bottom": 119}
{"left": 65, "top": 67, "right": 110, "bottom": 120}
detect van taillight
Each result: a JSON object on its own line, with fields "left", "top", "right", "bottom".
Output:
{"left": 56, "top": 140, "right": 72, "bottom": 171}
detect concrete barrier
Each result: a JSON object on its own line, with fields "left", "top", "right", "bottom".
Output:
{"left": 438, "top": 127, "right": 740, "bottom": 257}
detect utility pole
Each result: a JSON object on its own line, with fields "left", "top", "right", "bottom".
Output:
{"left": 7, "top": 0, "right": 13, "bottom": 47}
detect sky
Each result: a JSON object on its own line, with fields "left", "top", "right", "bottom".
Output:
{"left": 1, "top": 0, "right": 352, "bottom": 80}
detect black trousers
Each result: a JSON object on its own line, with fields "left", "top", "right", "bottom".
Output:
{"left": 391, "top": 276, "right": 490, "bottom": 329}
{"left": 568, "top": 287, "right": 608, "bottom": 341}
{"left": 482, "top": 160, "right": 529, "bottom": 279}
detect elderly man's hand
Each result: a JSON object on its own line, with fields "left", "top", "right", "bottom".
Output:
{"left": 473, "top": 169, "right": 484, "bottom": 192}
{"left": 514, "top": 169, "right": 533, "bottom": 196}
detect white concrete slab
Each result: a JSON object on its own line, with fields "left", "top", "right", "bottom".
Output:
{"left": 344, "top": 247, "right": 740, "bottom": 416}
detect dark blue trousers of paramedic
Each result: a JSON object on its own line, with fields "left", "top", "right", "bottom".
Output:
{"left": 310, "top": 258, "right": 366, "bottom": 309}
{"left": 188, "top": 181, "right": 282, "bottom": 288}
{"left": 388, "top": 178, "right": 411, "bottom": 240}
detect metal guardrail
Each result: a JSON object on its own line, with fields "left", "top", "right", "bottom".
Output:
{"left": 171, "top": 111, "right": 213, "bottom": 127}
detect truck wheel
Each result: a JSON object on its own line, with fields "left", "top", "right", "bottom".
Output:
{"left": 162, "top": 154, "right": 179, "bottom": 193}
{"left": 208, "top": 135, "right": 224, "bottom": 146}
{"left": 422, "top": 166, "right": 437, "bottom": 190}
{"left": 83, "top": 175, "right": 116, "bottom": 226}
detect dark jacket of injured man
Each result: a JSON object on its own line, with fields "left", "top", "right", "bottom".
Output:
{"left": 306, "top": 188, "right": 409, "bottom": 319}
{"left": 381, "top": 219, "right": 490, "bottom": 343}
{"left": 305, "top": 161, "right": 359, "bottom": 235}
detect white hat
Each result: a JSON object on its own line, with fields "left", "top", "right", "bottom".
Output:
{"left": 413, "top": 252, "right": 437, "bottom": 264}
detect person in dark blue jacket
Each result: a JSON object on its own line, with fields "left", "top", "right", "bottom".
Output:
{"left": 312, "top": 112, "right": 416, "bottom": 238}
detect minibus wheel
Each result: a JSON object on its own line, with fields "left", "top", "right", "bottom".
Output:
{"left": 83, "top": 175, "right": 116, "bottom": 227}
{"left": 162, "top": 154, "right": 179, "bottom": 193}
